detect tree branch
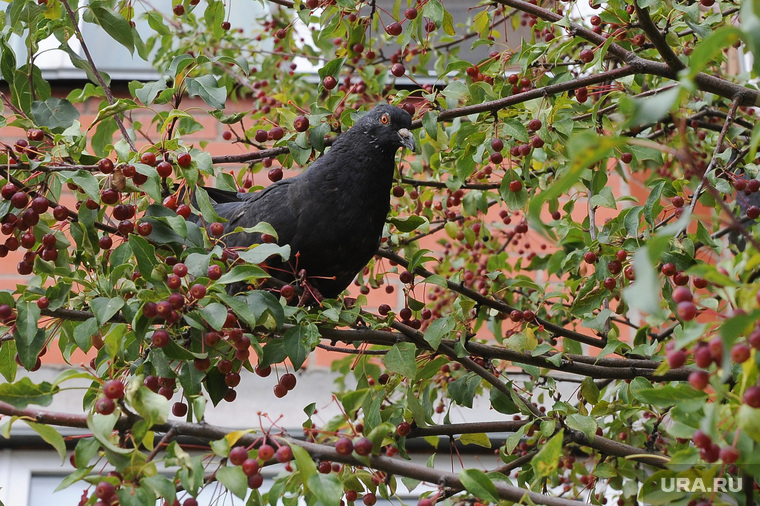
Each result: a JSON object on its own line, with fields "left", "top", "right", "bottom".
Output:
{"left": 0, "top": 401, "right": 584, "bottom": 505}
{"left": 376, "top": 248, "right": 608, "bottom": 348}
{"left": 634, "top": 2, "right": 686, "bottom": 72}
{"left": 60, "top": 0, "right": 137, "bottom": 153}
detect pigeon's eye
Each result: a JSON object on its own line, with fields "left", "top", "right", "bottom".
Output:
{"left": 380, "top": 113, "right": 390, "bottom": 125}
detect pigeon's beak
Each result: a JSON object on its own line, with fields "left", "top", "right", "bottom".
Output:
{"left": 398, "top": 128, "right": 415, "bottom": 151}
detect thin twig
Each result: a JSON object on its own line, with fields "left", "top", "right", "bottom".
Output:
{"left": 59, "top": 0, "right": 137, "bottom": 153}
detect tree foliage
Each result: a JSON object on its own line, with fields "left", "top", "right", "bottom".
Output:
{"left": 1, "top": 0, "right": 760, "bottom": 504}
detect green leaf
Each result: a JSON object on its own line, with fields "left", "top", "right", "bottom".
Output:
{"left": 128, "top": 235, "right": 157, "bottom": 281}
{"left": 688, "top": 27, "right": 742, "bottom": 77}
{"left": 422, "top": 316, "right": 454, "bottom": 351}
{"left": 185, "top": 75, "right": 226, "bottom": 109}
{"left": 135, "top": 79, "right": 168, "bottom": 106}
{"left": 200, "top": 303, "right": 230, "bottom": 330}
{"left": 291, "top": 443, "right": 317, "bottom": 483}
{"left": 318, "top": 57, "right": 346, "bottom": 93}
{"left": 447, "top": 372, "right": 481, "bottom": 409}
{"left": 738, "top": 405, "right": 760, "bottom": 442}
{"left": 629, "top": 86, "right": 682, "bottom": 126}
{"left": 88, "top": 412, "right": 131, "bottom": 454}
{"left": 422, "top": 111, "right": 438, "bottom": 140}
{"left": 88, "top": 1, "right": 135, "bottom": 54}
{"left": 25, "top": 421, "right": 66, "bottom": 461}
{"left": 57, "top": 170, "right": 100, "bottom": 201}
{"left": 90, "top": 99, "right": 138, "bottom": 129}
{"left": 529, "top": 133, "right": 621, "bottom": 235}
{"left": 622, "top": 246, "right": 663, "bottom": 316}
{"left": 388, "top": 215, "right": 427, "bottom": 233}
{"left": 194, "top": 187, "right": 226, "bottom": 224}
{"left": 741, "top": 0, "right": 760, "bottom": 76}
{"left": 216, "top": 466, "right": 248, "bottom": 499}
{"left": 127, "top": 384, "right": 169, "bottom": 426}
{"left": 0, "top": 377, "right": 56, "bottom": 408}
{"left": 90, "top": 297, "right": 125, "bottom": 326}
{"left": 283, "top": 325, "right": 311, "bottom": 370}
{"left": 632, "top": 384, "right": 707, "bottom": 410}
{"left": 530, "top": 430, "right": 564, "bottom": 480}
{"left": 384, "top": 342, "right": 417, "bottom": 378}
{"left": 458, "top": 433, "right": 492, "bottom": 448}
{"left": 565, "top": 414, "right": 597, "bottom": 438}
{"left": 15, "top": 302, "right": 46, "bottom": 370}
{"left": 30, "top": 97, "right": 80, "bottom": 131}
{"left": 458, "top": 468, "right": 499, "bottom": 503}
{"left": 0, "top": 339, "right": 17, "bottom": 382}
{"left": 236, "top": 243, "right": 291, "bottom": 265}
{"left": 306, "top": 473, "right": 345, "bottom": 505}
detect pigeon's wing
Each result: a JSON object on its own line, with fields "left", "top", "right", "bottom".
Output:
{"left": 212, "top": 179, "right": 300, "bottom": 250}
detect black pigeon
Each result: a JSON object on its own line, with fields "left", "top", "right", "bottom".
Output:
{"left": 201, "top": 104, "right": 415, "bottom": 299}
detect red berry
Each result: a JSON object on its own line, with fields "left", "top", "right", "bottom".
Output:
{"left": 140, "top": 152, "right": 156, "bottom": 166}
{"left": 676, "top": 301, "right": 697, "bottom": 321}
{"left": 209, "top": 222, "right": 225, "bottom": 237}
{"left": 404, "top": 7, "right": 418, "bottom": 19}
{"left": 354, "top": 437, "right": 373, "bottom": 456}
{"left": 294, "top": 116, "right": 309, "bottom": 132}
{"left": 156, "top": 161, "right": 172, "bottom": 178}
{"left": 693, "top": 429, "right": 711, "bottom": 449}
{"left": 36, "top": 296, "right": 49, "bottom": 310}
{"left": 270, "top": 127, "right": 284, "bottom": 140}
{"left": 719, "top": 446, "right": 740, "bottom": 464}
{"left": 103, "top": 379, "right": 124, "bottom": 399}
{"left": 258, "top": 444, "right": 275, "bottom": 461}
{"left": 273, "top": 383, "right": 288, "bottom": 398}
{"left": 386, "top": 22, "right": 402, "bottom": 36}
{"left": 173, "top": 4, "right": 185, "bottom": 15}
{"left": 661, "top": 262, "right": 677, "bottom": 276}
{"left": 583, "top": 251, "right": 597, "bottom": 264}
{"left": 397, "top": 421, "right": 411, "bottom": 436}
{"left": 221, "top": 21, "right": 231, "bottom": 30}
{"left": 731, "top": 343, "right": 751, "bottom": 363}
{"left": 95, "top": 481, "right": 116, "bottom": 500}
{"left": 391, "top": 63, "right": 406, "bottom": 77}
{"left": 667, "top": 349, "right": 687, "bottom": 368}
{"left": 323, "top": 75, "right": 337, "bottom": 90}
{"left": 152, "top": 329, "right": 170, "bottom": 348}
{"left": 280, "top": 372, "right": 297, "bottom": 390}
{"left": 275, "top": 445, "right": 293, "bottom": 462}
{"left": 528, "top": 119, "right": 542, "bottom": 131}
{"left": 242, "top": 458, "right": 260, "bottom": 476}
{"left": 172, "top": 402, "right": 188, "bottom": 417}
{"left": 335, "top": 437, "right": 353, "bottom": 455}
{"left": 268, "top": 168, "right": 283, "bottom": 182}
{"left": 491, "top": 138, "right": 504, "bottom": 152}
{"left": 190, "top": 283, "right": 207, "bottom": 299}
{"left": 688, "top": 370, "right": 709, "bottom": 390}
{"left": 10, "top": 192, "right": 28, "bottom": 209}
{"left": 207, "top": 264, "right": 222, "bottom": 280}
{"left": 509, "top": 180, "right": 522, "bottom": 192}
{"left": 672, "top": 286, "right": 693, "bottom": 303}
{"left": 95, "top": 397, "right": 116, "bottom": 415}
{"left": 744, "top": 386, "right": 760, "bottom": 407}
{"left": 98, "top": 158, "right": 114, "bottom": 174}
{"left": 230, "top": 446, "right": 249, "bottom": 466}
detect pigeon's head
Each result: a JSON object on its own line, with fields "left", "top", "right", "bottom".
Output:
{"left": 355, "top": 104, "right": 416, "bottom": 152}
